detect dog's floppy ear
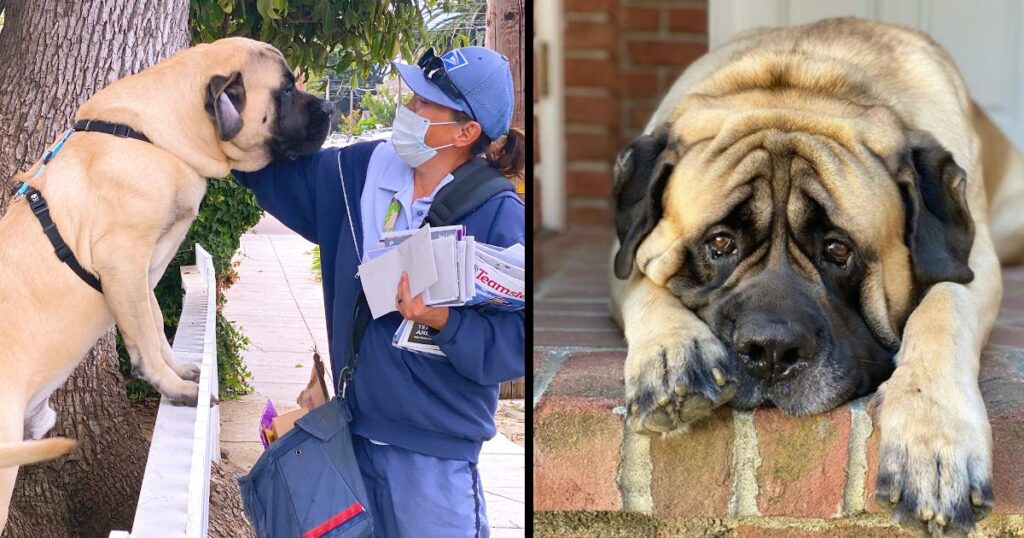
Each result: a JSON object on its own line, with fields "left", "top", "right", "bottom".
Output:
{"left": 897, "top": 130, "right": 975, "bottom": 288}
{"left": 612, "top": 125, "right": 673, "bottom": 279}
{"left": 204, "top": 72, "right": 246, "bottom": 141}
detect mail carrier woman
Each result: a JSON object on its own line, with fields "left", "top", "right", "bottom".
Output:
{"left": 233, "top": 45, "right": 525, "bottom": 537}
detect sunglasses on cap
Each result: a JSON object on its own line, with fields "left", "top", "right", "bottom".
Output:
{"left": 417, "top": 47, "right": 480, "bottom": 122}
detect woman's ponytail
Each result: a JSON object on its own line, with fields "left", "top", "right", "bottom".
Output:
{"left": 486, "top": 128, "right": 525, "bottom": 188}
{"left": 456, "top": 107, "right": 526, "bottom": 189}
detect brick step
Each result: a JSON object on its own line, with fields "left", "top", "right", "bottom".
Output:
{"left": 534, "top": 230, "right": 1024, "bottom": 536}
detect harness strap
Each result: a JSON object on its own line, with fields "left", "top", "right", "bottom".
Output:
{"left": 73, "top": 119, "right": 150, "bottom": 143}
{"left": 10, "top": 120, "right": 148, "bottom": 295}
{"left": 20, "top": 185, "right": 103, "bottom": 293}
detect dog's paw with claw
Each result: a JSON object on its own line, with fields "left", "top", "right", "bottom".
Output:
{"left": 872, "top": 373, "right": 993, "bottom": 537}
{"left": 625, "top": 330, "right": 735, "bottom": 436}
{"left": 167, "top": 381, "right": 201, "bottom": 407}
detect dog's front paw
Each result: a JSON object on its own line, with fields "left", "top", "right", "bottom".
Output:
{"left": 873, "top": 373, "right": 993, "bottom": 537}
{"left": 166, "top": 380, "right": 201, "bottom": 407}
{"left": 625, "top": 331, "right": 735, "bottom": 436}
{"left": 177, "top": 362, "right": 202, "bottom": 382}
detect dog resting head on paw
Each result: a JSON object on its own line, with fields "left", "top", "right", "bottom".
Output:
{"left": 612, "top": 50, "right": 975, "bottom": 418}
{"left": 607, "top": 18, "right": 1010, "bottom": 537}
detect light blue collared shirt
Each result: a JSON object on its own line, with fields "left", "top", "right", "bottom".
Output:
{"left": 360, "top": 142, "right": 455, "bottom": 261}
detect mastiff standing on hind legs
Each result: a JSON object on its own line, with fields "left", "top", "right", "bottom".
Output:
{"left": 610, "top": 17, "right": 1024, "bottom": 536}
{"left": 0, "top": 37, "right": 333, "bottom": 532}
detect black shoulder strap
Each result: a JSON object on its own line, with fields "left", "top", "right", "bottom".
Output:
{"left": 21, "top": 186, "right": 103, "bottom": 293}
{"left": 341, "top": 290, "right": 370, "bottom": 398}
{"left": 423, "top": 157, "right": 514, "bottom": 227}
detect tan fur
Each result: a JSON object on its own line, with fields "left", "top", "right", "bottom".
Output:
{"left": 0, "top": 439, "right": 76, "bottom": 469}
{"left": 613, "top": 18, "right": 1021, "bottom": 533}
{"left": 0, "top": 37, "right": 305, "bottom": 531}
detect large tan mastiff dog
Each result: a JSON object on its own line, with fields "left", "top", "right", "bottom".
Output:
{"left": 0, "top": 37, "right": 331, "bottom": 530}
{"left": 611, "top": 18, "right": 1024, "bottom": 536}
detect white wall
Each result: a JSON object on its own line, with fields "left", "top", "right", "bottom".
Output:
{"left": 709, "top": 0, "right": 1024, "bottom": 152}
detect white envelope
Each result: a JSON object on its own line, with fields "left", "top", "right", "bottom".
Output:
{"left": 423, "top": 236, "right": 459, "bottom": 304}
{"left": 358, "top": 226, "right": 438, "bottom": 319}
{"left": 462, "top": 236, "right": 476, "bottom": 302}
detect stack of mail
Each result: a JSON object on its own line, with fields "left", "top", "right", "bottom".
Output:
{"left": 464, "top": 241, "right": 524, "bottom": 311}
{"left": 355, "top": 224, "right": 525, "bottom": 358}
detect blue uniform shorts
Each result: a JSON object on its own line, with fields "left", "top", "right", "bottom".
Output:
{"left": 352, "top": 435, "right": 489, "bottom": 537}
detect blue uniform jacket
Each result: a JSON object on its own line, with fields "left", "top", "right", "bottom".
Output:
{"left": 234, "top": 141, "right": 525, "bottom": 463}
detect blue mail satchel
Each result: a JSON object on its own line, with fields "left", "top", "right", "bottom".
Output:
{"left": 237, "top": 396, "right": 372, "bottom": 538}
{"left": 238, "top": 289, "right": 374, "bottom": 538}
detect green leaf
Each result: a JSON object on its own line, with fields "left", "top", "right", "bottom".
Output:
{"left": 271, "top": 0, "right": 288, "bottom": 18}
{"left": 255, "top": 0, "right": 273, "bottom": 20}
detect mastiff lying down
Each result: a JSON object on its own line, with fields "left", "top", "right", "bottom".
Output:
{"left": 611, "top": 17, "right": 1024, "bottom": 536}
{"left": 0, "top": 37, "right": 331, "bottom": 531}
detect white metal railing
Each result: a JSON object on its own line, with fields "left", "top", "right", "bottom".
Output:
{"left": 110, "top": 244, "right": 220, "bottom": 538}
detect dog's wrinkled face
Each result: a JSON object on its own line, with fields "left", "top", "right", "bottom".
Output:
{"left": 613, "top": 108, "right": 975, "bottom": 416}
{"left": 202, "top": 39, "right": 333, "bottom": 171}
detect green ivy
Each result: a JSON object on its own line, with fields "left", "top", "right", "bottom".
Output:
{"left": 311, "top": 245, "right": 322, "bottom": 282}
{"left": 118, "top": 177, "right": 262, "bottom": 401}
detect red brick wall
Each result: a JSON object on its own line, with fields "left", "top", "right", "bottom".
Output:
{"left": 563, "top": 0, "right": 708, "bottom": 226}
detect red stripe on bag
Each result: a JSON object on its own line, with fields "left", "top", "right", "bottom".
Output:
{"left": 303, "top": 502, "right": 365, "bottom": 538}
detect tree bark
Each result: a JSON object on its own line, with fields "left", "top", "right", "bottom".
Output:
{"left": 208, "top": 461, "right": 256, "bottom": 538}
{"left": 487, "top": 0, "right": 526, "bottom": 397}
{"left": 0, "top": 1, "right": 188, "bottom": 536}
{"left": 485, "top": 0, "right": 525, "bottom": 132}
{"left": 0, "top": 0, "right": 189, "bottom": 212}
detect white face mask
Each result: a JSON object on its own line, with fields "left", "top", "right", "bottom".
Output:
{"left": 391, "top": 106, "right": 458, "bottom": 168}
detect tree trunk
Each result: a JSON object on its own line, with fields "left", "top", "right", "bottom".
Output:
{"left": 485, "top": 0, "right": 525, "bottom": 132}
{"left": 487, "top": 0, "right": 526, "bottom": 398}
{"left": 0, "top": 1, "right": 188, "bottom": 536}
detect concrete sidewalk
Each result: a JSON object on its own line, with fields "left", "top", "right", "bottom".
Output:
{"left": 221, "top": 214, "right": 525, "bottom": 535}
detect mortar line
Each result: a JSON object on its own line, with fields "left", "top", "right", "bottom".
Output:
{"left": 729, "top": 409, "right": 761, "bottom": 517}
{"left": 618, "top": 426, "right": 653, "bottom": 514}
{"left": 843, "top": 397, "right": 874, "bottom": 516}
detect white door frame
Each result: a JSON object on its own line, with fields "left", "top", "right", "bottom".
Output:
{"left": 535, "top": 0, "right": 566, "bottom": 231}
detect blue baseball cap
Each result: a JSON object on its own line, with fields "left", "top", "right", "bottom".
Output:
{"left": 392, "top": 46, "right": 514, "bottom": 141}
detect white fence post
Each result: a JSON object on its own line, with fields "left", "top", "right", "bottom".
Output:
{"left": 111, "top": 244, "right": 219, "bottom": 537}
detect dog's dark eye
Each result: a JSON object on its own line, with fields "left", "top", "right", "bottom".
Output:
{"left": 825, "top": 239, "right": 852, "bottom": 266}
{"left": 707, "top": 233, "right": 737, "bottom": 259}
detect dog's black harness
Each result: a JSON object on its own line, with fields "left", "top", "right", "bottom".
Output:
{"left": 11, "top": 120, "right": 151, "bottom": 294}
{"left": 71, "top": 119, "right": 151, "bottom": 143}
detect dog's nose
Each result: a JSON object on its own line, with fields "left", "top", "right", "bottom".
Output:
{"left": 313, "top": 100, "right": 333, "bottom": 117}
{"left": 734, "top": 316, "right": 815, "bottom": 381}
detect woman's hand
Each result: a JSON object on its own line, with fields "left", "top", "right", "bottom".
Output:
{"left": 396, "top": 272, "right": 450, "bottom": 330}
